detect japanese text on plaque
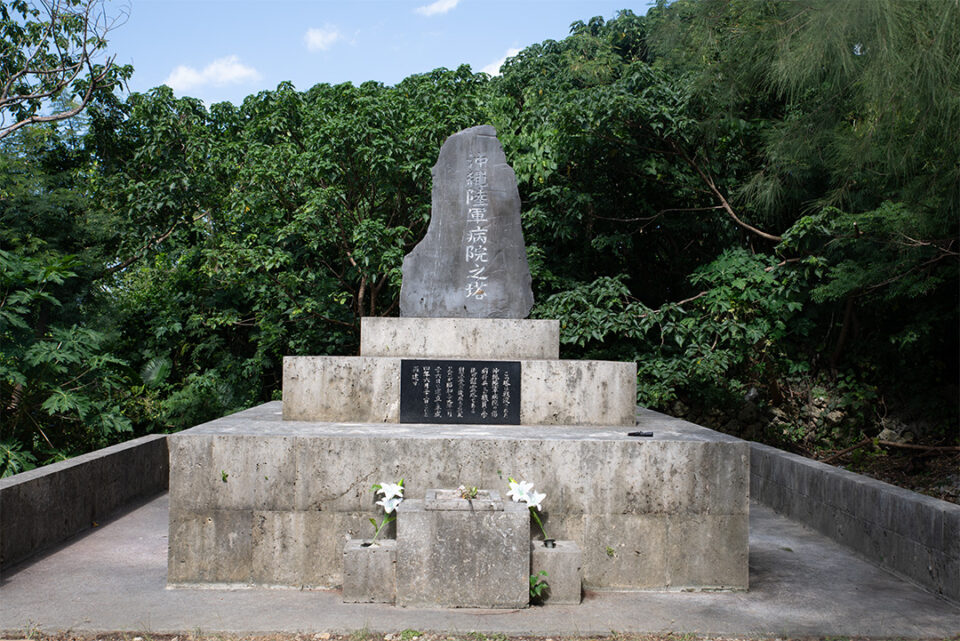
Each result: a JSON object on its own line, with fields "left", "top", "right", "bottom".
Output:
{"left": 399, "top": 359, "right": 521, "bottom": 425}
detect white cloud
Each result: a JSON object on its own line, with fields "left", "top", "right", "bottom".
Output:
{"left": 415, "top": 0, "right": 459, "bottom": 17}
{"left": 481, "top": 47, "right": 521, "bottom": 76}
{"left": 304, "top": 25, "right": 342, "bottom": 52}
{"left": 165, "top": 55, "right": 260, "bottom": 92}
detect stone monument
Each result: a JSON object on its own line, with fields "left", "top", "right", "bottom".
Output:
{"left": 400, "top": 124, "right": 533, "bottom": 319}
{"left": 166, "top": 125, "right": 749, "bottom": 602}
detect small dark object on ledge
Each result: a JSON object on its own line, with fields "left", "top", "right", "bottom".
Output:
{"left": 628, "top": 431, "right": 654, "bottom": 437}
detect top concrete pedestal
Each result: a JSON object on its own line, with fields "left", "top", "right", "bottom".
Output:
{"left": 360, "top": 317, "right": 559, "bottom": 360}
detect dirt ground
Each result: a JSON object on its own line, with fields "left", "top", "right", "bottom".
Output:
{"left": 846, "top": 450, "right": 959, "bottom": 504}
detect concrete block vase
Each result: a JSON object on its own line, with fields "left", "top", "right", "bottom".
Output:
{"left": 531, "top": 539, "right": 582, "bottom": 605}
{"left": 342, "top": 539, "right": 397, "bottom": 603}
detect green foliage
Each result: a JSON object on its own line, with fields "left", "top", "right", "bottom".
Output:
{"left": 537, "top": 248, "right": 807, "bottom": 409}
{"left": 0, "top": 249, "right": 131, "bottom": 476}
{"left": 529, "top": 570, "right": 549, "bottom": 603}
{"left": 1, "top": 1, "right": 956, "bottom": 476}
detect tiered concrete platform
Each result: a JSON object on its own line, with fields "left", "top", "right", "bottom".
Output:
{"left": 283, "top": 318, "right": 635, "bottom": 426}
{"left": 169, "top": 317, "right": 749, "bottom": 592}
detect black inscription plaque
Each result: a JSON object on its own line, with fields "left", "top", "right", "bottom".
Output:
{"left": 400, "top": 359, "right": 521, "bottom": 424}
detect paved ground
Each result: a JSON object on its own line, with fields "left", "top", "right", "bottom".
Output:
{"left": 1, "top": 494, "right": 957, "bottom": 639}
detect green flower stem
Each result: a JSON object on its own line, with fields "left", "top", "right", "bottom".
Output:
{"left": 529, "top": 506, "right": 548, "bottom": 540}
{"left": 369, "top": 514, "right": 395, "bottom": 545}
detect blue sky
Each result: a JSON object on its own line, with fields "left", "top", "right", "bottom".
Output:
{"left": 106, "top": 0, "right": 652, "bottom": 105}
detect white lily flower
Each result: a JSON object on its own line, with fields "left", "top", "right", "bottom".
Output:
{"left": 507, "top": 479, "right": 534, "bottom": 503}
{"left": 377, "top": 482, "right": 404, "bottom": 500}
{"left": 525, "top": 490, "right": 546, "bottom": 512}
{"left": 377, "top": 496, "right": 403, "bottom": 514}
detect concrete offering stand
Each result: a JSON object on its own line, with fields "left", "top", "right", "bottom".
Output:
{"left": 395, "top": 489, "right": 530, "bottom": 608}
{"left": 166, "top": 125, "right": 749, "bottom": 603}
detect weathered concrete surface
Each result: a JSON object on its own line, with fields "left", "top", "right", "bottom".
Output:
{"left": 522, "top": 359, "right": 635, "bottom": 427}
{"left": 3, "top": 493, "right": 958, "bottom": 638}
{"left": 396, "top": 496, "right": 529, "bottom": 608}
{"left": 167, "top": 403, "right": 747, "bottom": 590}
{"left": 530, "top": 540, "right": 582, "bottom": 605}
{"left": 400, "top": 125, "right": 533, "bottom": 319}
{"left": 360, "top": 317, "right": 559, "bottom": 360}
{"left": 283, "top": 356, "right": 401, "bottom": 423}
{"left": 343, "top": 539, "right": 396, "bottom": 603}
{"left": 0, "top": 433, "right": 168, "bottom": 570}
{"left": 751, "top": 442, "right": 960, "bottom": 603}
{"left": 283, "top": 357, "right": 636, "bottom": 426}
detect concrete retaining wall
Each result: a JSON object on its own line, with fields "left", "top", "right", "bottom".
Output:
{"left": 0, "top": 433, "right": 169, "bottom": 570}
{"left": 750, "top": 442, "right": 959, "bottom": 602}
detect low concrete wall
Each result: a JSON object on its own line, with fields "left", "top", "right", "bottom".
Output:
{"left": 750, "top": 442, "right": 959, "bottom": 602}
{"left": 0, "top": 433, "right": 169, "bottom": 570}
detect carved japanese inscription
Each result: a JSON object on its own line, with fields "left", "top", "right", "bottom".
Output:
{"left": 399, "top": 359, "right": 521, "bottom": 424}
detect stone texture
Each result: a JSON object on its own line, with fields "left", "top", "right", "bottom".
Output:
{"left": 251, "top": 511, "right": 306, "bottom": 586}
{"left": 282, "top": 356, "right": 637, "bottom": 426}
{"left": 396, "top": 496, "right": 529, "bottom": 608}
{"left": 282, "top": 356, "right": 400, "bottom": 422}
{"left": 399, "top": 125, "right": 533, "bottom": 319}
{"left": 343, "top": 539, "right": 397, "bottom": 603}
{"left": 167, "top": 402, "right": 749, "bottom": 590}
{"left": 424, "top": 488, "right": 502, "bottom": 510}
{"left": 530, "top": 540, "right": 582, "bottom": 605}
{"left": 520, "top": 359, "right": 636, "bottom": 426}
{"left": 167, "top": 509, "right": 253, "bottom": 585}
{"left": 559, "top": 513, "right": 669, "bottom": 589}
{"left": 664, "top": 515, "right": 750, "bottom": 589}
{"left": 360, "top": 317, "right": 559, "bottom": 359}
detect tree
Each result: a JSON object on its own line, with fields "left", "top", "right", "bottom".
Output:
{"left": 0, "top": 0, "right": 132, "bottom": 475}
{"left": 1, "top": 119, "right": 133, "bottom": 476}
{"left": 1, "top": 0, "right": 132, "bottom": 140}
{"left": 491, "top": 3, "right": 957, "bottom": 451}
{"left": 79, "top": 69, "right": 491, "bottom": 433}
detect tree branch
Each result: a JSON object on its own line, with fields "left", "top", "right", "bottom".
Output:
{"left": 105, "top": 212, "right": 204, "bottom": 275}
{"left": 672, "top": 142, "right": 783, "bottom": 242}
{"left": 589, "top": 205, "right": 724, "bottom": 224}
{"left": 822, "top": 437, "right": 960, "bottom": 463}
{"left": 638, "top": 290, "right": 709, "bottom": 319}
{"left": 0, "top": 0, "right": 125, "bottom": 140}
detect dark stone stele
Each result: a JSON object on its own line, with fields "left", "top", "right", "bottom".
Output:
{"left": 399, "top": 124, "right": 534, "bottom": 318}
{"left": 399, "top": 359, "right": 521, "bottom": 425}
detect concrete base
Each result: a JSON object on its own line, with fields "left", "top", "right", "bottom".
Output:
{"left": 283, "top": 356, "right": 637, "bottom": 426}
{"left": 396, "top": 494, "right": 529, "bottom": 608}
{"left": 167, "top": 402, "right": 749, "bottom": 591}
{"left": 531, "top": 540, "right": 582, "bottom": 605}
{"left": 7, "top": 493, "right": 960, "bottom": 638}
{"left": 342, "top": 539, "right": 396, "bottom": 603}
